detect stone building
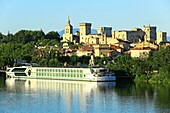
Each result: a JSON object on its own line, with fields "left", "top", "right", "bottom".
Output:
{"left": 142, "top": 25, "right": 157, "bottom": 42}
{"left": 79, "top": 23, "right": 92, "bottom": 44}
{"left": 79, "top": 23, "right": 110, "bottom": 45}
{"left": 97, "top": 27, "right": 112, "bottom": 37}
{"left": 61, "top": 17, "right": 167, "bottom": 53}
{"left": 62, "top": 17, "right": 79, "bottom": 43}
{"left": 157, "top": 31, "right": 167, "bottom": 44}
{"left": 111, "top": 28, "right": 144, "bottom": 43}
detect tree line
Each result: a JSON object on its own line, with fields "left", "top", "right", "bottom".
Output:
{"left": 107, "top": 46, "right": 170, "bottom": 83}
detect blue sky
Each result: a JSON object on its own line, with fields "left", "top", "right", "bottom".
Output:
{"left": 0, "top": 0, "right": 170, "bottom": 36}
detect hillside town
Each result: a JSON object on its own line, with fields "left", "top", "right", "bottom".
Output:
{"left": 52, "top": 17, "right": 169, "bottom": 59}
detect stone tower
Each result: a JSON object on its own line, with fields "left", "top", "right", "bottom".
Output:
{"left": 142, "top": 25, "right": 156, "bottom": 42}
{"left": 64, "top": 16, "right": 73, "bottom": 34}
{"left": 157, "top": 31, "right": 167, "bottom": 44}
{"left": 79, "top": 23, "right": 92, "bottom": 43}
{"left": 62, "top": 16, "right": 73, "bottom": 42}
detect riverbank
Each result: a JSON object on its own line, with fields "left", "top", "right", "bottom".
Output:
{"left": 134, "top": 74, "right": 170, "bottom": 84}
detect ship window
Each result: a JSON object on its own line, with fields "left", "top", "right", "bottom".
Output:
{"left": 77, "top": 70, "right": 79, "bottom": 73}
{"left": 15, "top": 73, "right": 27, "bottom": 76}
{"left": 12, "top": 68, "right": 26, "bottom": 72}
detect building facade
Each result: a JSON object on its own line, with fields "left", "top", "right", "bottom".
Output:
{"left": 79, "top": 23, "right": 92, "bottom": 44}
{"left": 142, "top": 25, "right": 157, "bottom": 42}
{"left": 157, "top": 31, "right": 167, "bottom": 44}
{"left": 111, "top": 28, "right": 144, "bottom": 43}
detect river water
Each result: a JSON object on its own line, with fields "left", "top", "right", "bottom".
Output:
{"left": 0, "top": 75, "right": 170, "bottom": 113}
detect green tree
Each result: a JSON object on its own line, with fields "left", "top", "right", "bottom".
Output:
{"left": 45, "top": 31, "right": 60, "bottom": 40}
{"left": 48, "top": 58, "right": 61, "bottom": 67}
{"left": 70, "top": 55, "right": 78, "bottom": 65}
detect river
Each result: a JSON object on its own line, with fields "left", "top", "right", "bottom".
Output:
{"left": 0, "top": 75, "right": 170, "bottom": 113}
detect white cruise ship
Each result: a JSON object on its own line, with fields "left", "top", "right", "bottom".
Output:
{"left": 6, "top": 66, "right": 116, "bottom": 82}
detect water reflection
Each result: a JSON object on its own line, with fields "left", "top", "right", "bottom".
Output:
{"left": 1, "top": 77, "right": 170, "bottom": 113}
{"left": 134, "top": 82, "right": 170, "bottom": 111}
{"left": 5, "top": 78, "right": 116, "bottom": 113}
{"left": 5, "top": 78, "right": 116, "bottom": 93}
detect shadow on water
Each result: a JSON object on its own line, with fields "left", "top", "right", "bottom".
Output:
{"left": 134, "top": 82, "right": 170, "bottom": 109}
{"left": 115, "top": 79, "right": 170, "bottom": 110}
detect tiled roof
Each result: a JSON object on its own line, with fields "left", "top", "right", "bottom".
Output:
{"left": 110, "top": 45, "right": 122, "bottom": 49}
{"left": 79, "top": 44, "right": 94, "bottom": 51}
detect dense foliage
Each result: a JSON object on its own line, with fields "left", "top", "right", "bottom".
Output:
{"left": 107, "top": 46, "right": 170, "bottom": 83}
{"left": 0, "top": 30, "right": 60, "bottom": 68}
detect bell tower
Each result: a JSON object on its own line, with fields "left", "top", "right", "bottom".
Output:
{"left": 62, "top": 16, "right": 73, "bottom": 42}
{"left": 64, "top": 16, "right": 73, "bottom": 34}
